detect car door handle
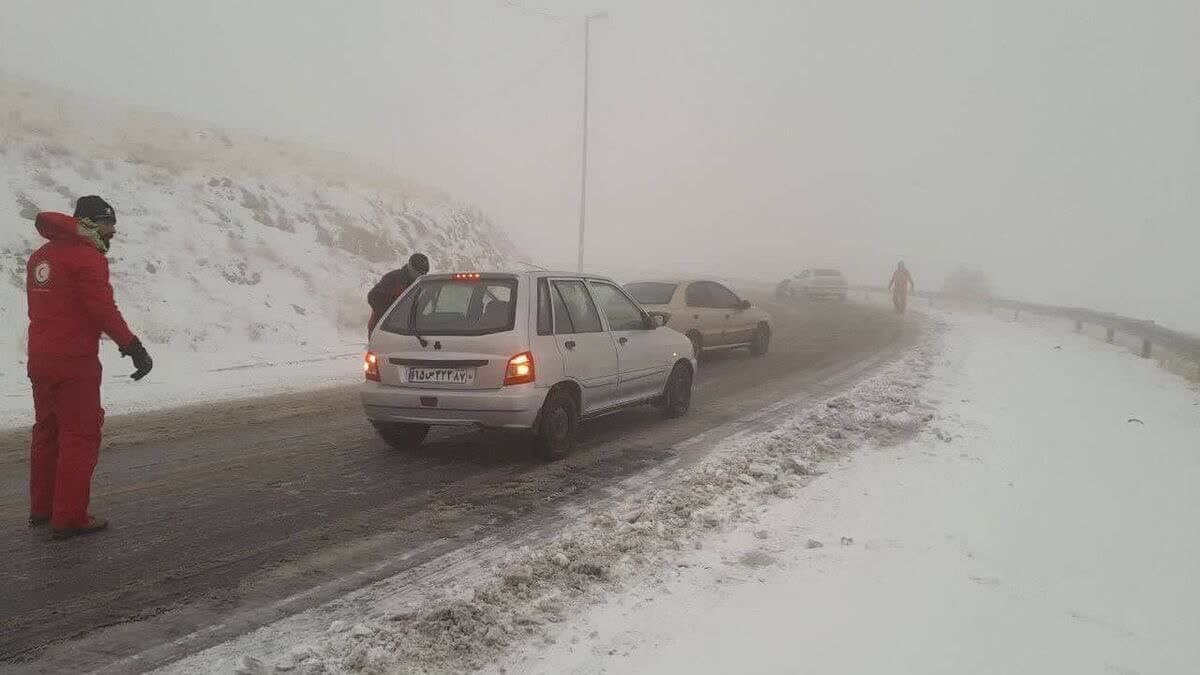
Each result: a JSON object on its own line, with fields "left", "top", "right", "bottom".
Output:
{"left": 564, "top": 340, "right": 576, "bottom": 350}
{"left": 618, "top": 337, "right": 629, "bottom": 345}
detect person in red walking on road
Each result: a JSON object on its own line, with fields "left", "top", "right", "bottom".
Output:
{"left": 888, "top": 260, "right": 915, "bottom": 314}
{"left": 26, "top": 196, "right": 153, "bottom": 539}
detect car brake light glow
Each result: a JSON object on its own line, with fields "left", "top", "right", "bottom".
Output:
{"left": 453, "top": 272, "right": 482, "bottom": 281}
{"left": 364, "top": 351, "right": 380, "bottom": 381}
{"left": 504, "top": 351, "right": 535, "bottom": 386}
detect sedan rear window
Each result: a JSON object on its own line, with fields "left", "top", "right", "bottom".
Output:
{"left": 379, "top": 278, "right": 517, "bottom": 336}
{"left": 625, "top": 282, "right": 678, "bottom": 305}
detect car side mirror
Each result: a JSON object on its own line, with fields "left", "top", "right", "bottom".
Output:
{"left": 737, "top": 299, "right": 751, "bottom": 311}
{"left": 647, "top": 311, "right": 670, "bottom": 328}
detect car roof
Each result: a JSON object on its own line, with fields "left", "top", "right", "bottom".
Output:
{"left": 625, "top": 279, "right": 685, "bottom": 286}
{"left": 626, "top": 279, "right": 745, "bottom": 286}
{"left": 533, "top": 270, "right": 619, "bottom": 281}
{"left": 426, "top": 270, "right": 611, "bottom": 281}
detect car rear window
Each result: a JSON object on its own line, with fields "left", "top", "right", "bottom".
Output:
{"left": 625, "top": 282, "right": 677, "bottom": 305}
{"left": 379, "top": 278, "right": 517, "bottom": 336}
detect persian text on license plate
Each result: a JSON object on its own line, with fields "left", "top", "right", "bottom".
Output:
{"left": 407, "top": 367, "right": 475, "bottom": 385}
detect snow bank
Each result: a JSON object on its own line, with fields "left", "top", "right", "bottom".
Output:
{"left": 165, "top": 323, "right": 940, "bottom": 674}
{"left": 0, "top": 73, "right": 516, "bottom": 425}
{"left": 503, "top": 312, "right": 1200, "bottom": 675}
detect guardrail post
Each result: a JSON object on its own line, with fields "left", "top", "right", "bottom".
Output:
{"left": 1141, "top": 337, "right": 1152, "bottom": 359}
{"left": 1106, "top": 327, "right": 1114, "bottom": 343}
{"left": 1074, "top": 319, "right": 1082, "bottom": 333}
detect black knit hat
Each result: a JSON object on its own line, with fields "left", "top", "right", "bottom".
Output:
{"left": 74, "top": 195, "right": 116, "bottom": 224}
{"left": 409, "top": 253, "right": 430, "bottom": 274}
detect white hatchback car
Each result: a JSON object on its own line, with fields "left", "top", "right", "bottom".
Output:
{"left": 362, "top": 271, "right": 696, "bottom": 459}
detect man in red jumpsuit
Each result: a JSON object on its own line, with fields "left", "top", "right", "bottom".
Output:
{"left": 26, "top": 196, "right": 153, "bottom": 539}
{"left": 888, "top": 261, "right": 915, "bottom": 314}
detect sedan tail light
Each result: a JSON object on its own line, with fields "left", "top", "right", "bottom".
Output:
{"left": 364, "top": 351, "right": 381, "bottom": 382}
{"left": 504, "top": 351, "right": 535, "bottom": 386}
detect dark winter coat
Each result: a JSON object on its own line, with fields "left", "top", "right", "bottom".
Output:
{"left": 367, "top": 264, "right": 424, "bottom": 316}
{"left": 366, "top": 263, "right": 429, "bottom": 334}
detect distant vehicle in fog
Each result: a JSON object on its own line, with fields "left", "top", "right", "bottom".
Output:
{"left": 942, "top": 266, "right": 991, "bottom": 302}
{"left": 625, "top": 280, "right": 774, "bottom": 358}
{"left": 793, "top": 268, "right": 847, "bottom": 301}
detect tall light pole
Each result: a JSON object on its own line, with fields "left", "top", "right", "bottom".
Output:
{"left": 577, "top": 12, "right": 607, "bottom": 272}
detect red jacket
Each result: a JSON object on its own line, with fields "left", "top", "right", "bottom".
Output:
{"left": 26, "top": 212, "right": 137, "bottom": 364}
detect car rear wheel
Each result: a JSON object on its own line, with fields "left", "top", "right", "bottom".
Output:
{"left": 372, "top": 421, "right": 430, "bottom": 451}
{"left": 661, "top": 362, "right": 694, "bottom": 419}
{"left": 750, "top": 323, "right": 771, "bottom": 356}
{"left": 535, "top": 389, "right": 578, "bottom": 461}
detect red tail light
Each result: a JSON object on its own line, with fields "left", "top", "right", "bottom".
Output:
{"left": 504, "top": 351, "right": 535, "bottom": 386}
{"left": 364, "top": 351, "right": 381, "bottom": 382}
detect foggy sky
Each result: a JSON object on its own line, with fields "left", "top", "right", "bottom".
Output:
{"left": 2, "top": 0, "right": 1198, "bottom": 330}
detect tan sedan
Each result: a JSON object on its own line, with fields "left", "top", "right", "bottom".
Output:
{"left": 625, "top": 280, "right": 774, "bottom": 357}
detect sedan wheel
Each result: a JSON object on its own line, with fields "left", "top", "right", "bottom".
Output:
{"left": 687, "top": 331, "right": 704, "bottom": 361}
{"left": 662, "top": 362, "right": 694, "bottom": 419}
{"left": 750, "top": 324, "right": 771, "bottom": 357}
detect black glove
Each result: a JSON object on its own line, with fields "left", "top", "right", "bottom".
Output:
{"left": 120, "top": 338, "right": 153, "bottom": 381}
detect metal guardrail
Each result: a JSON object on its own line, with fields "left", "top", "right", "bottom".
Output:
{"left": 851, "top": 285, "right": 1200, "bottom": 362}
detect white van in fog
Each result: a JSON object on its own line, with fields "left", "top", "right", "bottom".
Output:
{"left": 794, "top": 268, "right": 848, "bottom": 301}
{"left": 362, "top": 271, "right": 696, "bottom": 459}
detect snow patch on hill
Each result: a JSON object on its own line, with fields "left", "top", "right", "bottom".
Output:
{"left": 0, "top": 72, "right": 516, "bottom": 366}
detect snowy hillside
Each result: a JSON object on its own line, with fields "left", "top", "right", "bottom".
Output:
{"left": 0, "top": 72, "right": 516, "bottom": 365}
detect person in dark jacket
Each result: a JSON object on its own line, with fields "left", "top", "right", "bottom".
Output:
{"left": 366, "top": 253, "right": 430, "bottom": 335}
{"left": 26, "top": 196, "right": 153, "bottom": 539}
{"left": 888, "top": 261, "right": 915, "bottom": 314}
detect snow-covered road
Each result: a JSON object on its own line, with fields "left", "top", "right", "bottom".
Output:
{"left": 503, "top": 312, "right": 1200, "bottom": 675}
{"left": 6, "top": 301, "right": 910, "bottom": 672}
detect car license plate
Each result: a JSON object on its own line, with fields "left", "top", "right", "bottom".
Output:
{"left": 407, "top": 367, "right": 475, "bottom": 385}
